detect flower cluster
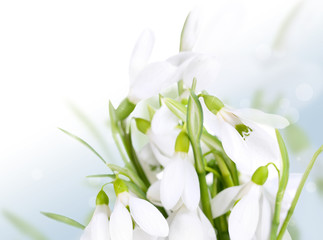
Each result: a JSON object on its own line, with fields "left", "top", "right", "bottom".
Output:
{"left": 48, "top": 9, "right": 323, "bottom": 240}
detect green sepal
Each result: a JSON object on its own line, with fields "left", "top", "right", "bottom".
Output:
{"left": 135, "top": 118, "right": 151, "bottom": 134}
{"left": 163, "top": 97, "right": 186, "bottom": 121}
{"left": 252, "top": 166, "right": 269, "bottom": 185}
{"left": 96, "top": 190, "right": 109, "bottom": 206}
{"left": 175, "top": 131, "right": 190, "bottom": 153}
{"left": 114, "top": 178, "right": 129, "bottom": 196}
{"left": 116, "top": 98, "right": 136, "bottom": 120}
{"left": 202, "top": 94, "right": 224, "bottom": 115}
{"left": 147, "top": 105, "right": 156, "bottom": 121}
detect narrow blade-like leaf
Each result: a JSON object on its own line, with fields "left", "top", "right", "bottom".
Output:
{"left": 59, "top": 128, "right": 106, "bottom": 164}
{"left": 41, "top": 212, "right": 85, "bottom": 230}
{"left": 3, "top": 210, "right": 48, "bottom": 240}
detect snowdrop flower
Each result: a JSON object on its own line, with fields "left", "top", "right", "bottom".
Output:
{"left": 211, "top": 166, "right": 299, "bottom": 240}
{"left": 128, "top": 30, "right": 178, "bottom": 103}
{"left": 167, "top": 206, "right": 217, "bottom": 240}
{"left": 147, "top": 153, "right": 200, "bottom": 211}
{"left": 127, "top": 12, "right": 220, "bottom": 104}
{"left": 109, "top": 178, "right": 169, "bottom": 240}
{"left": 139, "top": 105, "right": 200, "bottom": 211}
{"left": 202, "top": 94, "right": 289, "bottom": 175}
{"left": 81, "top": 190, "right": 111, "bottom": 240}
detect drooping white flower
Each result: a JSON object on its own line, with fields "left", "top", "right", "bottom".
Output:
{"left": 167, "top": 206, "right": 217, "bottom": 240}
{"left": 203, "top": 96, "right": 289, "bottom": 175}
{"left": 127, "top": 25, "right": 220, "bottom": 103}
{"left": 147, "top": 153, "right": 200, "bottom": 211}
{"left": 211, "top": 166, "right": 300, "bottom": 240}
{"left": 109, "top": 179, "right": 169, "bottom": 240}
{"left": 81, "top": 190, "right": 111, "bottom": 240}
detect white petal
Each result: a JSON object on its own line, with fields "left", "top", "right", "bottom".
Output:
{"left": 150, "top": 143, "right": 172, "bottom": 167}
{"left": 168, "top": 209, "right": 204, "bottom": 240}
{"left": 254, "top": 192, "right": 273, "bottom": 240}
{"left": 231, "top": 108, "right": 289, "bottom": 129}
{"left": 147, "top": 180, "right": 162, "bottom": 206}
{"left": 129, "top": 196, "right": 169, "bottom": 237}
{"left": 109, "top": 200, "right": 133, "bottom": 240}
{"left": 229, "top": 186, "right": 261, "bottom": 240}
{"left": 211, "top": 184, "right": 244, "bottom": 218}
{"left": 181, "top": 54, "right": 220, "bottom": 92}
{"left": 81, "top": 205, "right": 110, "bottom": 240}
{"left": 138, "top": 143, "right": 159, "bottom": 165}
{"left": 197, "top": 208, "right": 217, "bottom": 240}
{"left": 182, "top": 160, "right": 200, "bottom": 211}
{"left": 180, "top": 9, "right": 202, "bottom": 52}
{"left": 133, "top": 227, "right": 158, "bottom": 240}
{"left": 128, "top": 62, "right": 178, "bottom": 103}
{"left": 91, "top": 212, "right": 111, "bottom": 240}
{"left": 167, "top": 52, "right": 197, "bottom": 66}
{"left": 151, "top": 105, "right": 179, "bottom": 135}
{"left": 160, "top": 158, "right": 185, "bottom": 209}
{"left": 218, "top": 116, "right": 280, "bottom": 175}
{"left": 129, "top": 29, "right": 154, "bottom": 80}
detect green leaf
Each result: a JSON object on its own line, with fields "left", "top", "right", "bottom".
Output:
{"left": 277, "top": 145, "right": 323, "bottom": 240}
{"left": 107, "top": 164, "right": 147, "bottom": 192}
{"left": 67, "top": 102, "right": 113, "bottom": 159}
{"left": 270, "top": 129, "right": 290, "bottom": 240}
{"left": 3, "top": 210, "right": 48, "bottom": 240}
{"left": 41, "top": 212, "right": 85, "bottom": 230}
{"left": 59, "top": 128, "right": 106, "bottom": 165}
{"left": 125, "top": 181, "right": 147, "bottom": 199}
{"left": 86, "top": 174, "right": 116, "bottom": 179}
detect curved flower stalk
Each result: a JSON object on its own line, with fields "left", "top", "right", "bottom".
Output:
{"left": 109, "top": 179, "right": 169, "bottom": 240}
{"left": 202, "top": 94, "right": 289, "bottom": 175}
{"left": 211, "top": 166, "right": 299, "bottom": 240}
{"left": 81, "top": 190, "right": 111, "bottom": 240}
{"left": 167, "top": 206, "right": 217, "bottom": 240}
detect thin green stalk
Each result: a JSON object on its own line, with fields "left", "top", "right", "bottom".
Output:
{"left": 122, "top": 126, "right": 150, "bottom": 188}
{"left": 277, "top": 145, "right": 323, "bottom": 240}
{"left": 202, "top": 131, "right": 239, "bottom": 185}
{"left": 187, "top": 91, "right": 213, "bottom": 225}
{"left": 215, "top": 154, "right": 234, "bottom": 188}
{"left": 270, "top": 130, "right": 290, "bottom": 240}
{"left": 194, "top": 142, "right": 214, "bottom": 224}
{"left": 109, "top": 102, "right": 129, "bottom": 164}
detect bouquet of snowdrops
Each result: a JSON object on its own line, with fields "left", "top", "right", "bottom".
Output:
{"left": 43, "top": 11, "right": 323, "bottom": 240}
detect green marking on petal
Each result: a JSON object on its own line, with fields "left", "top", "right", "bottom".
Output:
{"left": 235, "top": 124, "right": 253, "bottom": 140}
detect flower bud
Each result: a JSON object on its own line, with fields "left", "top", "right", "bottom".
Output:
{"left": 175, "top": 131, "right": 190, "bottom": 153}
{"left": 96, "top": 190, "right": 110, "bottom": 206}
{"left": 114, "top": 178, "right": 128, "bottom": 196}
{"left": 202, "top": 94, "right": 224, "bottom": 115}
{"left": 116, "top": 98, "right": 136, "bottom": 120}
{"left": 251, "top": 166, "right": 269, "bottom": 185}
{"left": 135, "top": 118, "right": 151, "bottom": 134}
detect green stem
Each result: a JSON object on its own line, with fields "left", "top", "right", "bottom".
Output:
{"left": 202, "top": 131, "right": 239, "bottom": 185}
{"left": 277, "top": 145, "right": 323, "bottom": 240}
{"left": 270, "top": 130, "right": 290, "bottom": 240}
{"left": 120, "top": 123, "right": 150, "bottom": 189}
{"left": 193, "top": 142, "right": 214, "bottom": 225}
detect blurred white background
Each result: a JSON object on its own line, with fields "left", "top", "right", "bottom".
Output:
{"left": 0, "top": 0, "right": 322, "bottom": 239}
